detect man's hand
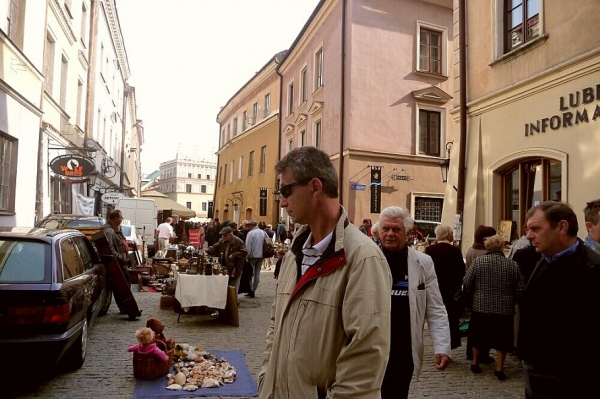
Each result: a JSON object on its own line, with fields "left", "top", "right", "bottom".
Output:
{"left": 434, "top": 354, "right": 451, "bottom": 370}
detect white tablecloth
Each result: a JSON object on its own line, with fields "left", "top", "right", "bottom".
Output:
{"left": 174, "top": 274, "right": 229, "bottom": 309}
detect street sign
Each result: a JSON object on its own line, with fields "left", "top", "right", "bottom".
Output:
{"left": 350, "top": 184, "right": 366, "bottom": 190}
{"left": 101, "top": 192, "right": 126, "bottom": 205}
{"left": 391, "top": 174, "right": 412, "bottom": 181}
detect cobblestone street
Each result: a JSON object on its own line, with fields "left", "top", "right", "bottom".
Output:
{"left": 6, "top": 270, "right": 523, "bottom": 399}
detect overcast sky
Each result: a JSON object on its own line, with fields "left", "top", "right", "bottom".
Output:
{"left": 115, "top": 0, "right": 320, "bottom": 174}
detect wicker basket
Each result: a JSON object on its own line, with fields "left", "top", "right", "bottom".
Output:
{"left": 133, "top": 348, "right": 174, "bottom": 381}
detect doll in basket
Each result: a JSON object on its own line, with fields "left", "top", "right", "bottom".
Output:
{"left": 128, "top": 327, "right": 169, "bottom": 362}
{"left": 146, "top": 317, "right": 175, "bottom": 352}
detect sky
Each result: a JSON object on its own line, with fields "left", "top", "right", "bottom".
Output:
{"left": 115, "top": 0, "right": 321, "bottom": 175}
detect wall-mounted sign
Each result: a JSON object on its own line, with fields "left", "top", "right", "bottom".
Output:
{"left": 391, "top": 174, "right": 412, "bottom": 181}
{"left": 49, "top": 154, "right": 95, "bottom": 178}
{"left": 259, "top": 188, "right": 267, "bottom": 217}
{"left": 350, "top": 184, "right": 366, "bottom": 190}
{"left": 370, "top": 166, "right": 382, "bottom": 214}
{"left": 101, "top": 192, "right": 125, "bottom": 205}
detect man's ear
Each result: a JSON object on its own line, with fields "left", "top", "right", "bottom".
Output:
{"left": 585, "top": 221, "right": 593, "bottom": 232}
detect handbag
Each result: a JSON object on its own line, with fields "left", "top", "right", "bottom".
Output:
{"left": 454, "top": 285, "right": 473, "bottom": 310}
{"left": 262, "top": 232, "right": 275, "bottom": 258}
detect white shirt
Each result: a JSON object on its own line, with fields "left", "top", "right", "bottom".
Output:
{"left": 156, "top": 222, "right": 173, "bottom": 239}
{"left": 301, "top": 231, "right": 332, "bottom": 275}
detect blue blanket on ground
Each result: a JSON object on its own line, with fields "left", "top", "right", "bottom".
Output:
{"left": 132, "top": 350, "right": 258, "bottom": 398}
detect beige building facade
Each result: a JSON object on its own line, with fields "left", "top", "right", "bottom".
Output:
{"left": 441, "top": 0, "right": 600, "bottom": 250}
{"left": 278, "top": 0, "right": 454, "bottom": 226}
{"left": 215, "top": 56, "right": 282, "bottom": 226}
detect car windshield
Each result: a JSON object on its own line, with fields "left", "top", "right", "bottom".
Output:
{"left": 0, "top": 240, "right": 50, "bottom": 283}
{"left": 65, "top": 220, "right": 103, "bottom": 227}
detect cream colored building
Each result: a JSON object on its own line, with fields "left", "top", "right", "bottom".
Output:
{"left": 158, "top": 153, "right": 217, "bottom": 220}
{"left": 215, "top": 55, "right": 282, "bottom": 226}
{"left": 0, "top": 0, "right": 46, "bottom": 226}
{"left": 277, "top": 0, "right": 454, "bottom": 225}
{"left": 441, "top": 0, "right": 600, "bottom": 251}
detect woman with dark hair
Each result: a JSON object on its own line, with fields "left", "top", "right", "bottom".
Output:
{"left": 464, "top": 235, "right": 525, "bottom": 380}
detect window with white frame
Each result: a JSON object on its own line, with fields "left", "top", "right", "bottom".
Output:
{"left": 80, "top": 3, "right": 88, "bottom": 46}
{"left": 202, "top": 202, "right": 207, "bottom": 211}
{"left": 230, "top": 160, "right": 234, "bottom": 182}
{"left": 201, "top": 185, "right": 207, "bottom": 193}
{"left": 264, "top": 93, "right": 271, "bottom": 117}
{"left": 44, "top": 34, "right": 56, "bottom": 95}
{"left": 224, "top": 164, "right": 228, "bottom": 185}
{"left": 314, "top": 47, "right": 323, "bottom": 89}
{"left": 242, "top": 110, "right": 247, "bottom": 131}
{"left": 186, "top": 184, "right": 192, "bottom": 193}
{"left": 76, "top": 80, "right": 83, "bottom": 127}
{"left": 233, "top": 117, "right": 238, "bottom": 137}
{"left": 59, "top": 55, "right": 68, "bottom": 108}
{"left": 287, "top": 138, "right": 293, "bottom": 153}
{"left": 417, "top": 104, "right": 443, "bottom": 157}
{"left": 0, "top": 133, "right": 17, "bottom": 213}
{"left": 7, "top": 0, "right": 25, "bottom": 49}
{"left": 252, "top": 103, "right": 258, "bottom": 125}
{"left": 238, "top": 156, "right": 243, "bottom": 179}
{"left": 300, "top": 66, "right": 308, "bottom": 103}
{"left": 248, "top": 151, "right": 254, "bottom": 176}
{"left": 505, "top": 0, "right": 540, "bottom": 53}
{"left": 414, "top": 195, "right": 444, "bottom": 222}
{"left": 416, "top": 21, "right": 447, "bottom": 76}
{"left": 288, "top": 82, "right": 294, "bottom": 115}
{"left": 227, "top": 124, "right": 230, "bottom": 141}
{"left": 299, "top": 130, "right": 306, "bottom": 147}
{"left": 260, "top": 146, "right": 266, "bottom": 174}
{"left": 314, "top": 119, "right": 322, "bottom": 148}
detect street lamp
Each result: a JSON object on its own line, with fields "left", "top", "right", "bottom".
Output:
{"left": 439, "top": 141, "right": 454, "bottom": 183}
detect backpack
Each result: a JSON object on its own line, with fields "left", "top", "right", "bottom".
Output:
{"left": 263, "top": 231, "right": 275, "bottom": 258}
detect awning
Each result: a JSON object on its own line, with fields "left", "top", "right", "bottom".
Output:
{"left": 140, "top": 190, "right": 197, "bottom": 218}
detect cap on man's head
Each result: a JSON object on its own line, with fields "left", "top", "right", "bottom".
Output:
{"left": 219, "top": 226, "right": 233, "bottom": 235}
{"left": 246, "top": 219, "right": 258, "bottom": 225}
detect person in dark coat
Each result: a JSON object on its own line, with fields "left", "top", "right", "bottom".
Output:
{"left": 424, "top": 225, "right": 465, "bottom": 349}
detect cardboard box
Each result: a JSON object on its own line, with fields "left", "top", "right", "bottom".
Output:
{"left": 160, "top": 295, "right": 175, "bottom": 310}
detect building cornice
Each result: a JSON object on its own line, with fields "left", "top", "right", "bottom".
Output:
{"left": 343, "top": 148, "right": 447, "bottom": 165}
{"left": 0, "top": 79, "right": 43, "bottom": 117}
{"left": 50, "top": 0, "right": 77, "bottom": 45}
{"left": 101, "top": 0, "right": 131, "bottom": 80}
{"left": 216, "top": 114, "right": 279, "bottom": 156}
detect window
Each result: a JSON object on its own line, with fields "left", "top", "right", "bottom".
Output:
{"left": 219, "top": 166, "right": 222, "bottom": 185}
{"left": 201, "top": 185, "right": 206, "bottom": 193}
{"left": 418, "top": 109, "right": 441, "bottom": 156}
{"left": 76, "top": 80, "right": 83, "bottom": 127}
{"left": 171, "top": 184, "right": 175, "bottom": 192}
{"left": 505, "top": 0, "right": 540, "bottom": 52}
{"left": 264, "top": 93, "right": 271, "bottom": 117}
{"left": 61, "top": 238, "right": 84, "bottom": 279}
{"left": 230, "top": 160, "right": 234, "bottom": 182}
{"left": 187, "top": 173, "right": 191, "bottom": 178}
{"left": 315, "top": 47, "right": 323, "bottom": 89}
{"left": 44, "top": 34, "right": 56, "bottom": 95}
{"left": 299, "top": 130, "right": 306, "bottom": 147}
{"left": 419, "top": 28, "right": 442, "bottom": 74}
{"left": 197, "top": 173, "right": 201, "bottom": 178}
{"left": 314, "top": 120, "right": 322, "bottom": 148}
{"left": 202, "top": 202, "right": 207, "bottom": 211}
{"left": 227, "top": 124, "right": 230, "bottom": 141}
{"left": 287, "top": 138, "right": 293, "bottom": 153}
{"left": 7, "top": 0, "right": 25, "bottom": 49}
{"left": 233, "top": 118, "right": 238, "bottom": 137}
{"left": 186, "top": 202, "right": 192, "bottom": 209}
{"left": 501, "top": 158, "right": 561, "bottom": 238}
{"left": 288, "top": 82, "right": 294, "bottom": 115}
{"left": 242, "top": 110, "right": 247, "bottom": 131}
{"left": 260, "top": 146, "right": 266, "bottom": 174}
{"left": 252, "top": 103, "right": 258, "bottom": 124}
{"left": 0, "top": 133, "right": 17, "bottom": 213}
{"left": 99, "top": 43, "right": 105, "bottom": 80}
{"left": 414, "top": 197, "right": 444, "bottom": 222}
{"left": 300, "top": 67, "right": 308, "bottom": 103}
{"left": 81, "top": 3, "right": 88, "bottom": 46}
{"left": 248, "top": 151, "right": 254, "bottom": 177}
{"left": 207, "top": 174, "right": 210, "bottom": 180}
{"left": 73, "top": 237, "right": 93, "bottom": 271}
{"left": 238, "top": 156, "right": 243, "bottom": 179}
{"left": 64, "top": 0, "right": 73, "bottom": 16}
{"left": 224, "top": 164, "right": 228, "bottom": 185}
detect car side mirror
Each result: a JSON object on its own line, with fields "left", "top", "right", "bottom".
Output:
{"left": 100, "top": 254, "right": 114, "bottom": 265}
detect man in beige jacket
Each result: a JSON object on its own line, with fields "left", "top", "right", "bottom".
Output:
{"left": 258, "top": 146, "right": 392, "bottom": 399}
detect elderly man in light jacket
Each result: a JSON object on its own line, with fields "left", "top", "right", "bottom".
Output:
{"left": 378, "top": 206, "right": 451, "bottom": 399}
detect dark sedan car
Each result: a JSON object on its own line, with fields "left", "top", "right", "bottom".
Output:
{"left": 0, "top": 227, "right": 112, "bottom": 370}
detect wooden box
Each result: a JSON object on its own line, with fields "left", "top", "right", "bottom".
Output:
{"left": 160, "top": 295, "right": 175, "bottom": 310}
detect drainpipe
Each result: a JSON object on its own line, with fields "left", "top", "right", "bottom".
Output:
{"left": 456, "top": 0, "right": 468, "bottom": 249}
{"left": 339, "top": 0, "right": 347, "bottom": 205}
{"left": 120, "top": 83, "right": 129, "bottom": 191}
{"left": 84, "top": 0, "right": 99, "bottom": 142}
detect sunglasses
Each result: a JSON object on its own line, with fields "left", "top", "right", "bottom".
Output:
{"left": 279, "top": 178, "right": 321, "bottom": 198}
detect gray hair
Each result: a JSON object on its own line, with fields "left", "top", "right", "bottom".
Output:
{"left": 484, "top": 234, "right": 505, "bottom": 251}
{"left": 378, "top": 206, "right": 414, "bottom": 231}
{"left": 275, "top": 146, "right": 338, "bottom": 198}
{"left": 434, "top": 225, "right": 453, "bottom": 242}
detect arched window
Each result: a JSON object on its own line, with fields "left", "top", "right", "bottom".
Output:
{"left": 500, "top": 158, "right": 561, "bottom": 239}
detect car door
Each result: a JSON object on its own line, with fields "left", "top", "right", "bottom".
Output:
{"left": 73, "top": 235, "right": 106, "bottom": 320}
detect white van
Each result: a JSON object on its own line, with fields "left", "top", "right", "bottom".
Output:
{"left": 115, "top": 198, "right": 157, "bottom": 256}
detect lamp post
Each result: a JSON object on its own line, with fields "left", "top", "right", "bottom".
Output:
{"left": 439, "top": 141, "right": 454, "bottom": 183}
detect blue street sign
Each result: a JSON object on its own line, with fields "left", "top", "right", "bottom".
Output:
{"left": 351, "top": 184, "right": 366, "bottom": 190}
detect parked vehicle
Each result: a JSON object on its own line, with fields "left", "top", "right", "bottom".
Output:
{"left": 121, "top": 221, "right": 143, "bottom": 266}
{"left": 115, "top": 198, "right": 157, "bottom": 257}
{"left": 0, "top": 227, "right": 112, "bottom": 370}
{"left": 35, "top": 213, "right": 106, "bottom": 243}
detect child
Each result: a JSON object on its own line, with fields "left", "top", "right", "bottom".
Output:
{"left": 274, "top": 249, "right": 286, "bottom": 279}
{"left": 128, "top": 327, "right": 169, "bottom": 362}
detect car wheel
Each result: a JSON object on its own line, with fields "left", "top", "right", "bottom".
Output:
{"left": 98, "top": 286, "right": 112, "bottom": 316}
{"left": 64, "top": 318, "right": 88, "bottom": 371}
